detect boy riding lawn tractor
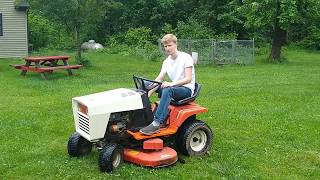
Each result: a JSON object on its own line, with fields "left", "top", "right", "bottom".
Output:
{"left": 67, "top": 76, "right": 213, "bottom": 172}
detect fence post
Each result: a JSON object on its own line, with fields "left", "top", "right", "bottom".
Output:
{"left": 188, "top": 39, "right": 192, "bottom": 55}
{"left": 232, "top": 40, "right": 235, "bottom": 64}
{"left": 211, "top": 39, "right": 214, "bottom": 61}
{"left": 252, "top": 38, "right": 255, "bottom": 64}
{"left": 214, "top": 40, "right": 218, "bottom": 59}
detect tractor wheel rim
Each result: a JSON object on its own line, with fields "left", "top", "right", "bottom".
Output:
{"left": 112, "top": 151, "right": 121, "bottom": 168}
{"left": 190, "top": 130, "right": 207, "bottom": 152}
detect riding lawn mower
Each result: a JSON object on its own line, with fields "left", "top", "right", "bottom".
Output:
{"left": 67, "top": 76, "right": 213, "bottom": 172}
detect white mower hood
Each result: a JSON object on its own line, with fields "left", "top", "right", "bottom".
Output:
{"left": 73, "top": 88, "right": 144, "bottom": 115}
{"left": 71, "top": 88, "right": 145, "bottom": 141}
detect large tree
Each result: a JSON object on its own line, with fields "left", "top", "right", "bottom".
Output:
{"left": 238, "top": 0, "right": 319, "bottom": 62}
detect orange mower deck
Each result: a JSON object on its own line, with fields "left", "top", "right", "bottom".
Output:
{"left": 124, "top": 138, "right": 178, "bottom": 167}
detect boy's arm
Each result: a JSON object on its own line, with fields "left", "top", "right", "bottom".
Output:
{"left": 162, "top": 67, "right": 192, "bottom": 87}
{"left": 148, "top": 71, "right": 165, "bottom": 97}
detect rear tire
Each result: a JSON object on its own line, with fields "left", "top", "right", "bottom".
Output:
{"left": 176, "top": 120, "right": 213, "bottom": 156}
{"left": 67, "top": 132, "right": 92, "bottom": 157}
{"left": 98, "top": 143, "right": 123, "bottom": 173}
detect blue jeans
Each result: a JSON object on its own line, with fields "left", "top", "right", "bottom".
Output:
{"left": 154, "top": 86, "right": 192, "bottom": 124}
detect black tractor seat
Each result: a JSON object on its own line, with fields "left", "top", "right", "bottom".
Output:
{"left": 170, "top": 83, "right": 201, "bottom": 106}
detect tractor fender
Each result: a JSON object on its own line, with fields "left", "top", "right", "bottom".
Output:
{"left": 168, "top": 103, "right": 208, "bottom": 128}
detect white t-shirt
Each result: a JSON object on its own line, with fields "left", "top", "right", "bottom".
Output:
{"left": 160, "top": 51, "right": 195, "bottom": 94}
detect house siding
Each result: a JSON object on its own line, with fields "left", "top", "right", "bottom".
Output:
{"left": 0, "top": 0, "right": 28, "bottom": 58}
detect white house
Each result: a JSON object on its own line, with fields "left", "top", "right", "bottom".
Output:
{"left": 0, "top": 0, "right": 29, "bottom": 58}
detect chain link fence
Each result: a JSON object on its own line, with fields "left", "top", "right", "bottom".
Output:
{"left": 159, "top": 39, "right": 255, "bottom": 65}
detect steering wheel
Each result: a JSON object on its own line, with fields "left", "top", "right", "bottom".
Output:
{"left": 133, "top": 75, "right": 162, "bottom": 93}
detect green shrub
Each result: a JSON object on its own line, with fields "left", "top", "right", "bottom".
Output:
{"left": 213, "top": 33, "right": 238, "bottom": 41}
{"left": 163, "top": 18, "right": 237, "bottom": 41}
{"left": 299, "top": 27, "right": 320, "bottom": 50}
{"left": 255, "top": 44, "right": 271, "bottom": 56}
{"left": 161, "top": 23, "right": 177, "bottom": 35}
{"left": 106, "top": 34, "right": 126, "bottom": 48}
{"left": 28, "top": 13, "right": 74, "bottom": 50}
{"left": 175, "top": 17, "right": 215, "bottom": 39}
{"left": 103, "top": 44, "right": 134, "bottom": 56}
{"left": 104, "top": 27, "right": 162, "bottom": 61}
{"left": 134, "top": 43, "right": 163, "bottom": 61}
{"left": 124, "top": 27, "right": 154, "bottom": 47}
{"left": 76, "top": 56, "right": 92, "bottom": 67}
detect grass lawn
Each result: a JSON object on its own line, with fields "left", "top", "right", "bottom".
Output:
{"left": 0, "top": 49, "right": 319, "bottom": 179}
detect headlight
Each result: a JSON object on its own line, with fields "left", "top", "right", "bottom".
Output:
{"left": 78, "top": 103, "right": 88, "bottom": 115}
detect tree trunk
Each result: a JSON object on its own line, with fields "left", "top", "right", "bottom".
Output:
{"left": 269, "top": 27, "right": 286, "bottom": 61}
{"left": 75, "top": 27, "right": 82, "bottom": 64}
{"left": 75, "top": 1, "right": 82, "bottom": 65}
{"left": 269, "top": 0, "right": 287, "bottom": 62}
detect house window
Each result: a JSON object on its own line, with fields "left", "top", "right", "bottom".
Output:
{"left": 0, "top": 13, "right": 3, "bottom": 36}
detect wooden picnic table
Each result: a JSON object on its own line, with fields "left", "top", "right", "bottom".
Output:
{"left": 11, "top": 56, "right": 82, "bottom": 80}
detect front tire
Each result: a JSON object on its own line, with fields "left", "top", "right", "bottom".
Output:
{"left": 176, "top": 120, "right": 213, "bottom": 156}
{"left": 67, "top": 132, "right": 92, "bottom": 157}
{"left": 98, "top": 143, "right": 123, "bottom": 173}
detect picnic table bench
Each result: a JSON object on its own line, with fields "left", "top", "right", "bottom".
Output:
{"left": 11, "top": 56, "right": 82, "bottom": 80}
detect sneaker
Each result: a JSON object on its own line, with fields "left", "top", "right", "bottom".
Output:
{"left": 160, "top": 123, "right": 167, "bottom": 128}
{"left": 140, "top": 123, "right": 160, "bottom": 135}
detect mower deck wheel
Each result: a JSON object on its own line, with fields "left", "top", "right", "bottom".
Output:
{"left": 99, "top": 143, "right": 123, "bottom": 173}
{"left": 67, "top": 132, "right": 92, "bottom": 157}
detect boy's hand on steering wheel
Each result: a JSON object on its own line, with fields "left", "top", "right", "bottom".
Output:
{"left": 161, "top": 81, "right": 173, "bottom": 88}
